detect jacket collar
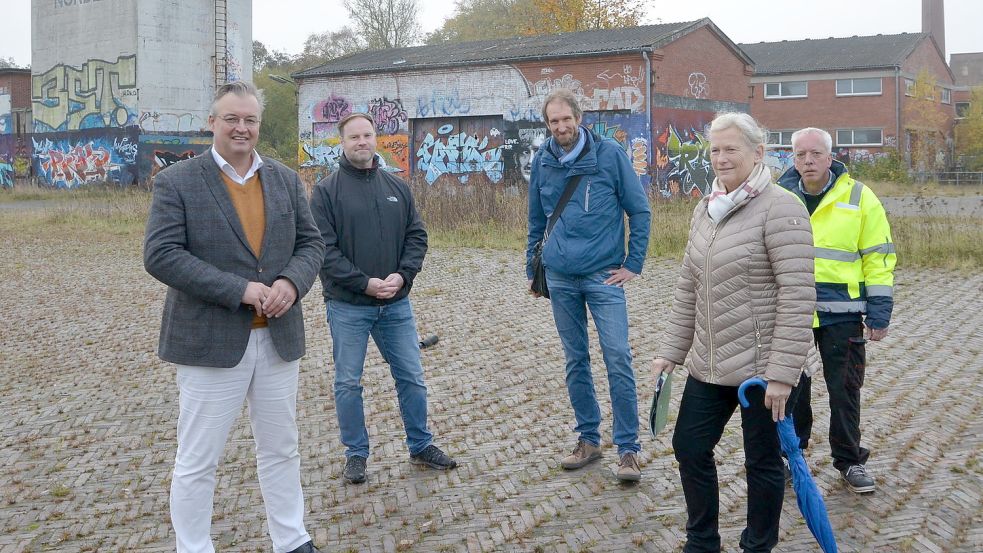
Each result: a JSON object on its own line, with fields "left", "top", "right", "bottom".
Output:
{"left": 338, "top": 152, "right": 380, "bottom": 179}
{"left": 540, "top": 127, "right": 600, "bottom": 171}
{"left": 778, "top": 158, "right": 849, "bottom": 201}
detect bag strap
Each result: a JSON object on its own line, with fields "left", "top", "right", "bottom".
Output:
{"left": 544, "top": 140, "right": 591, "bottom": 240}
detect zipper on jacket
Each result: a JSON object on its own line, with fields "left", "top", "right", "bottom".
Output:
{"left": 753, "top": 317, "right": 762, "bottom": 365}
{"left": 585, "top": 179, "right": 591, "bottom": 212}
{"left": 706, "top": 226, "right": 717, "bottom": 383}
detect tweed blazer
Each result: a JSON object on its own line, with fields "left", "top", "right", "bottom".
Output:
{"left": 144, "top": 152, "right": 324, "bottom": 368}
{"left": 657, "top": 179, "right": 816, "bottom": 386}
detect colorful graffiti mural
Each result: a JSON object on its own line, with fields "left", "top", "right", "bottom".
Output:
{"left": 0, "top": 159, "right": 12, "bottom": 188}
{"left": 582, "top": 110, "right": 650, "bottom": 185}
{"left": 368, "top": 97, "right": 408, "bottom": 135}
{"left": 377, "top": 134, "right": 409, "bottom": 173}
{"left": 32, "top": 128, "right": 140, "bottom": 188}
{"left": 765, "top": 149, "right": 795, "bottom": 180}
{"left": 413, "top": 118, "right": 505, "bottom": 185}
{"left": 652, "top": 109, "right": 715, "bottom": 197}
{"left": 139, "top": 134, "right": 211, "bottom": 181}
{"left": 31, "top": 55, "right": 138, "bottom": 132}
{"left": 315, "top": 95, "right": 352, "bottom": 124}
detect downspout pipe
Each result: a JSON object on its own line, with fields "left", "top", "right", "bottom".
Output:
{"left": 895, "top": 66, "right": 902, "bottom": 153}
{"left": 642, "top": 49, "right": 653, "bottom": 191}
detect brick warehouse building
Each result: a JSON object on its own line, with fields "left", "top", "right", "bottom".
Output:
{"left": 0, "top": 67, "right": 32, "bottom": 187}
{"left": 292, "top": 19, "right": 753, "bottom": 197}
{"left": 742, "top": 32, "right": 955, "bottom": 175}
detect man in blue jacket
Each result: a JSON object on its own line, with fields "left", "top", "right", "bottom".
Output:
{"left": 526, "top": 89, "right": 651, "bottom": 481}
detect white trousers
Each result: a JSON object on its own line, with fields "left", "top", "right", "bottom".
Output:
{"left": 170, "top": 328, "right": 311, "bottom": 553}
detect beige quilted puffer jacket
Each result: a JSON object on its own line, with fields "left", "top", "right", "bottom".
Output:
{"left": 657, "top": 179, "right": 816, "bottom": 386}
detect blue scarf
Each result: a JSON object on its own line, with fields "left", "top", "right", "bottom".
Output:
{"left": 549, "top": 126, "right": 588, "bottom": 166}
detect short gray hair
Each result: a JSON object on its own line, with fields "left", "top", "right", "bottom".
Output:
{"left": 210, "top": 81, "right": 265, "bottom": 115}
{"left": 708, "top": 112, "right": 768, "bottom": 149}
{"left": 541, "top": 89, "right": 583, "bottom": 123}
{"left": 791, "top": 127, "right": 833, "bottom": 153}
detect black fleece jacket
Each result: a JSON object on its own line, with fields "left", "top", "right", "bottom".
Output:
{"left": 309, "top": 154, "right": 428, "bottom": 305}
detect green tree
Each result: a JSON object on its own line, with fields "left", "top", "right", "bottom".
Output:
{"left": 344, "top": 0, "right": 422, "bottom": 49}
{"left": 955, "top": 86, "right": 983, "bottom": 170}
{"left": 903, "top": 69, "right": 949, "bottom": 174}
{"left": 295, "top": 26, "right": 365, "bottom": 68}
{"left": 254, "top": 70, "right": 301, "bottom": 168}
{"left": 427, "top": 0, "right": 647, "bottom": 43}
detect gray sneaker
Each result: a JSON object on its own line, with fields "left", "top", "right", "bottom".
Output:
{"left": 560, "top": 440, "right": 602, "bottom": 470}
{"left": 841, "top": 464, "right": 875, "bottom": 494}
{"left": 343, "top": 455, "right": 367, "bottom": 484}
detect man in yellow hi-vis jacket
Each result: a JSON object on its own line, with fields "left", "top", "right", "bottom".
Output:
{"left": 777, "top": 127, "right": 897, "bottom": 494}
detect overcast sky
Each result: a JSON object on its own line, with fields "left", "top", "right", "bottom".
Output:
{"left": 2, "top": 1, "right": 982, "bottom": 68}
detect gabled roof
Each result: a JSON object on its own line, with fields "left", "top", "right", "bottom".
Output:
{"left": 740, "top": 33, "right": 927, "bottom": 75}
{"left": 294, "top": 18, "right": 751, "bottom": 79}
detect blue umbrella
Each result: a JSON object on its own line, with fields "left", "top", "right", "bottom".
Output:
{"left": 738, "top": 377, "right": 838, "bottom": 553}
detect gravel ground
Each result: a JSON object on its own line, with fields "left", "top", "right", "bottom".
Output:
{"left": 1, "top": 226, "right": 981, "bottom": 553}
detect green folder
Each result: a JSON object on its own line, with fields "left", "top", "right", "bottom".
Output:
{"left": 649, "top": 372, "right": 673, "bottom": 438}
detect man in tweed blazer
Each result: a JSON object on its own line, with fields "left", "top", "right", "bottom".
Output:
{"left": 144, "top": 81, "right": 324, "bottom": 553}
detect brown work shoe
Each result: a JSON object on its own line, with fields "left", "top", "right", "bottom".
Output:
{"left": 616, "top": 452, "right": 641, "bottom": 482}
{"left": 560, "top": 440, "right": 602, "bottom": 470}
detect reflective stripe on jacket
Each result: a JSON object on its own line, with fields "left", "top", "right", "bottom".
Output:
{"left": 778, "top": 160, "right": 896, "bottom": 328}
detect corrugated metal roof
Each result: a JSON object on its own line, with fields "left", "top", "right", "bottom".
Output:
{"left": 294, "top": 20, "right": 714, "bottom": 78}
{"left": 740, "top": 33, "right": 926, "bottom": 75}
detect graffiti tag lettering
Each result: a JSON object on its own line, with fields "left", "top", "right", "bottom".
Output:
{"left": 416, "top": 126, "right": 504, "bottom": 184}
{"left": 32, "top": 55, "right": 138, "bottom": 132}
{"left": 368, "top": 97, "right": 408, "bottom": 135}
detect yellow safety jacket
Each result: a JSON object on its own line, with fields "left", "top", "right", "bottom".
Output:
{"left": 778, "top": 160, "right": 896, "bottom": 328}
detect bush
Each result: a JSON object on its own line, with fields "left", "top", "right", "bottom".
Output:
{"left": 849, "top": 148, "right": 911, "bottom": 184}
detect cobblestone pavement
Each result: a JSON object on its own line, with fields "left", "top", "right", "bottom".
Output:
{"left": 1, "top": 231, "right": 981, "bottom": 553}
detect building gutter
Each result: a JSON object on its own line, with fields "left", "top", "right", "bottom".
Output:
{"left": 643, "top": 49, "right": 653, "bottom": 188}
{"left": 895, "top": 65, "right": 902, "bottom": 148}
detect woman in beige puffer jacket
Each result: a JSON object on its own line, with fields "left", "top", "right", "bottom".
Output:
{"left": 652, "top": 113, "right": 815, "bottom": 553}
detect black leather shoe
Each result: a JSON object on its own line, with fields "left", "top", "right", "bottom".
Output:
{"left": 410, "top": 445, "right": 458, "bottom": 469}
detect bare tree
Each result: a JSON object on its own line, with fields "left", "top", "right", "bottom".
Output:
{"left": 344, "top": 0, "right": 422, "bottom": 49}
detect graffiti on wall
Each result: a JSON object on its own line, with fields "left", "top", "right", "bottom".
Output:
{"left": 764, "top": 149, "right": 795, "bottom": 180}
{"left": 686, "top": 73, "right": 709, "bottom": 99}
{"left": 226, "top": 21, "right": 243, "bottom": 82}
{"left": 315, "top": 95, "right": 352, "bottom": 124}
{"left": 416, "top": 90, "right": 471, "bottom": 118}
{"left": 0, "top": 92, "right": 10, "bottom": 134}
{"left": 301, "top": 141, "right": 343, "bottom": 169}
{"left": 32, "top": 55, "right": 138, "bottom": 132}
{"left": 582, "top": 111, "right": 650, "bottom": 184}
{"left": 138, "top": 135, "right": 210, "bottom": 181}
{"left": 53, "top": 0, "right": 105, "bottom": 6}
{"left": 368, "top": 97, "right": 408, "bottom": 135}
{"left": 139, "top": 110, "right": 206, "bottom": 132}
{"left": 414, "top": 118, "right": 505, "bottom": 184}
{"left": 0, "top": 159, "right": 12, "bottom": 187}
{"left": 377, "top": 135, "right": 409, "bottom": 173}
{"left": 32, "top": 129, "right": 140, "bottom": 187}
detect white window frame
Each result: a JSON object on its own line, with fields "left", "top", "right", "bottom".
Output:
{"left": 835, "top": 78, "right": 882, "bottom": 97}
{"left": 836, "top": 129, "right": 883, "bottom": 147}
{"left": 767, "top": 130, "right": 795, "bottom": 147}
{"left": 764, "top": 81, "right": 808, "bottom": 99}
{"left": 941, "top": 88, "right": 951, "bottom": 104}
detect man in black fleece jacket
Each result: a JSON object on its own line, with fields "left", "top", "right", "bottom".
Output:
{"left": 309, "top": 113, "right": 457, "bottom": 485}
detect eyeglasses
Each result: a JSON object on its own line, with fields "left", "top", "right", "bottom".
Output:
{"left": 218, "top": 115, "right": 261, "bottom": 127}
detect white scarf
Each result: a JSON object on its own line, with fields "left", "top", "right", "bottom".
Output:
{"left": 706, "top": 163, "right": 771, "bottom": 223}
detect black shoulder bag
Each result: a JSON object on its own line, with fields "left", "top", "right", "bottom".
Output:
{"left": 531, "top": 171, "right": 585, "bottom": 299}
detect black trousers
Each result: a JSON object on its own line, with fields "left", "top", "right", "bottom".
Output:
{"left": 673, "top": 377, "right": 802, "bottom": 553}
{"left": 791, "top": 321, "right": 870, "bottom": 471}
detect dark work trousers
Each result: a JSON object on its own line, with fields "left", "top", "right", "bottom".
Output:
{"left": 791, "top": 321, "right": 870, "bottom": 472}
{"left": 673, "top": 377, "right": 803, "bottom": 553}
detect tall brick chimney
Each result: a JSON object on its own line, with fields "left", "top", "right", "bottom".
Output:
{"left": 922, "top": 0, "right": 945, "bottom": 56}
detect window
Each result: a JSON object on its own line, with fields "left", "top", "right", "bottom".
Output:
{"left": 836, "top": 129, "right": 883, "bottom": 146}
{"left": 835, "top": 78, "right": 882, "bottom": 96}
{"left": 956, "top": 102, "right": 971, "bottom": 118}
{"left": 767, "top": 131, "right": 795, "bottom": 147}
{"left": 764, "top": 81, "right": 808, "bottom": 99}
{"left": 905, "top": 79, "right": 915, "bottom": 96}
{"left": 941, "top": 88, "right": 951, "bottom": 104}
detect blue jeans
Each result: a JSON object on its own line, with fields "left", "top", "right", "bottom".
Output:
{"left": 547, "top": 269, "right": 640, "bottom": 455}
{"left": 326, "top": 298, "right": 433, "bottom": 458}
